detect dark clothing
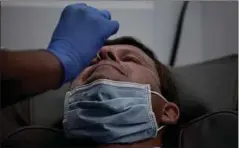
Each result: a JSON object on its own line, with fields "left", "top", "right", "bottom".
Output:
{"left": 1, "top": 126, "right": 97, "bottom": 148}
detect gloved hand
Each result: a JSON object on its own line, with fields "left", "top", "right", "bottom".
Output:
{"left": 47, "top": 3, "right": 119, "bottom": 84}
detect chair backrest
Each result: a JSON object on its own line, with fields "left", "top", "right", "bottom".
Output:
{"left": 179, "top": 111, "right": 238, "bottom": 148}
{"left": 171, "top": 54, "right": 238, "bottom": 123}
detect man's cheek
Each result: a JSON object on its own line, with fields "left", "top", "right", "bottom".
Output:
{"left": 79, "top": 66, "right": 93, "bottom": 80}
{"left": 70, "top": 78, "right": 82, "bottom": 90}
{"left": 133, "top": 70, "right": 160, "bottom": 92}
{"left": 70, "top": 66, "right": 92, "bottom": 88}
{"left": 131, "top": 70, "right": 150, "bottom": 84}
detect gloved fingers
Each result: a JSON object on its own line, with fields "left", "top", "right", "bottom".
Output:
{"left": 87, "top": 6, "right": 118, "bottom": 35}
{"left": 86, "top": 5, "right": 111, "bottom": 20}
{"left": 73, "top": 3, "right": 87, "bottom": 8}
{"left": 64, "top": 4, "right": 112, "bottom": 20}
{"left": 63, "top": 3, "right": 87, "bottom": 12}
{"left": 108, "top": 20, "right": 120, "bottom": 36}
{"left": 99, "top": 10, "right": 111, "bottom": 20}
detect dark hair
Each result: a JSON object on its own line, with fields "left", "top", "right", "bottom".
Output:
{"left": 105, "top": 36, "right": 179, "bottom": 105}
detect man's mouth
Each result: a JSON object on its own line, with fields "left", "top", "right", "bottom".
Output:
{"left": 83, "top": 62, "right": 126, "bottom": 84}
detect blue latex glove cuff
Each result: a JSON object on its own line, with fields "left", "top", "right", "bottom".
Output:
{"left": 48, "top": 40, "right": 84, "bottom": 84}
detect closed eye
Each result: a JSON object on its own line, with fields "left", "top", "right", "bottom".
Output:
{"left": 122, "top": 56, "right": 141, "bottom": 64}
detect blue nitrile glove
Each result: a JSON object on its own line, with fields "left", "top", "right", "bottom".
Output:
{"left": 47, "top": 3, "right": 119, "bottom": 84}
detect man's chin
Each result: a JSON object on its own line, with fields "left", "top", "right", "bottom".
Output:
{"left": 84, "top": 75, "right": 110, "bottom": 84}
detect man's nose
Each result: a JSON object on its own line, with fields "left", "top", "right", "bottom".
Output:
{"left": 98, "top": 47, "right": 119, "bottom": 62}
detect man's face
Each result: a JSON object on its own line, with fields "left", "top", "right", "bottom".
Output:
{"left": 71, "top": 44, "right": 161, "bottom": 93}
{"left": 70, "top": 44, "right": 179, "bottom": 125}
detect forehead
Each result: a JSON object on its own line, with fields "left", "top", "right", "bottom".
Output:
{"left": 102, "top": 44, "right": 155, "bottom": 66}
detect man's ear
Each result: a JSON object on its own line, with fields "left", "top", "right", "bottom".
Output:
{"left": 160, "top": 102, "right": 179, "bottom": 124}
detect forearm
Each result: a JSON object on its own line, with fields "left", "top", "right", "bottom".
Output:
{"left": 1, "top": 50, "right": 63, "bottom": 108}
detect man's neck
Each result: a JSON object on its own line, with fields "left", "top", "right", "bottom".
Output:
{"left": 98, "top": 132, "right": 163, "bottom": 148}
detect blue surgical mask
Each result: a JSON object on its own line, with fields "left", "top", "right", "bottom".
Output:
{"left": 63, "top": 79, "right": 167, "bottom": 144}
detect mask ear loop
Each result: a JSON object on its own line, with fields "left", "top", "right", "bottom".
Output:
{"left": 157, "top": 125, "right": 165, "bottom": 132}
{"left": 151, "top": 91, "right": 168, "bottom": 102}
{"left": 151, "top": 91, "right": 168, "bottom": 132}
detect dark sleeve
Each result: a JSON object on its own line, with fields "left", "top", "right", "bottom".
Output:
{"left": 1, "top": 79, "right": 37, "bottom": 108}
{"left": 0, "top": 50, "right": 63, "bottom": 109}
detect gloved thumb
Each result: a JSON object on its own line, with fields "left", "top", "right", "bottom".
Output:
{"left": 108, "top": 20, "right": 119, "bottom": 36}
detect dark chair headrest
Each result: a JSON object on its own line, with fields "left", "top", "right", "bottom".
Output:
{"left": 171, "top": 55, "right": 238, "bottom": 123}
{"left": 179, "top": 111, "right": 238, "bottom": 148}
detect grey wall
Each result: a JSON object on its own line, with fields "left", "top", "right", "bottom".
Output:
{"left": 1, "top": 1, "right": 237, "bottom": 66}
{"left": 0, "top": 0, "right": 182, "bottom": 65}
{"left": 176, "top": 1, "right": 238, "bottom": 66}
{"left": 1, "top": 1, "right": 156, "bottom": 50}
{"left": 153, "top": 1, "right": 183, "bottom": 64}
